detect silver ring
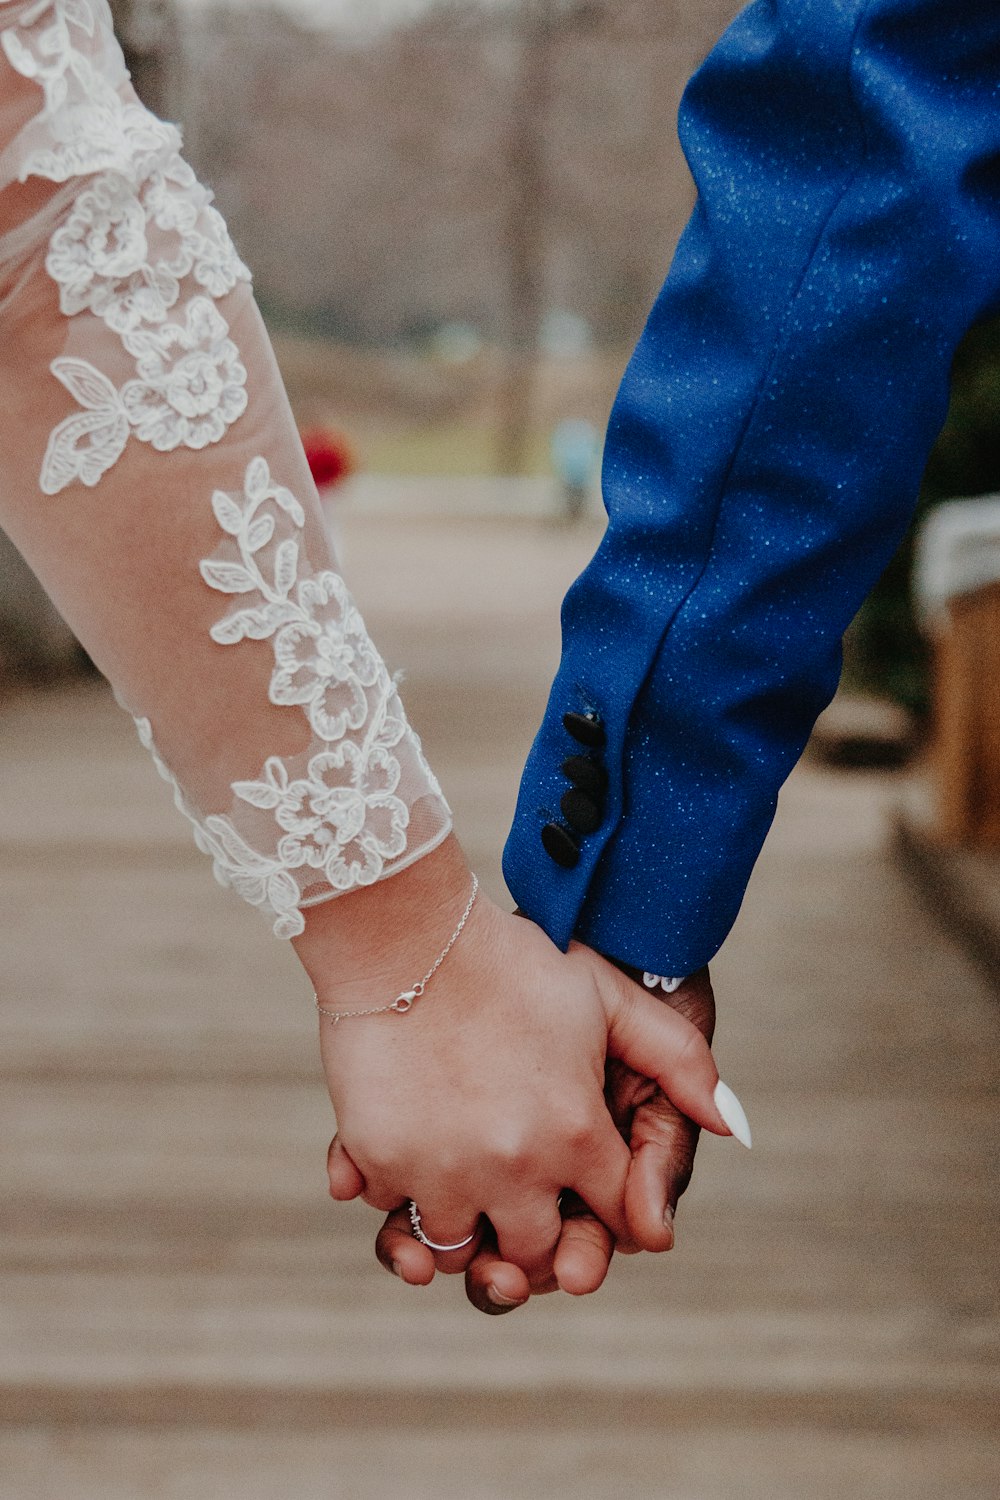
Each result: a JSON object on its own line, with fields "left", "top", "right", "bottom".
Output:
{"left": 407, "top": 1200, "right": 477, "bottom": 1253}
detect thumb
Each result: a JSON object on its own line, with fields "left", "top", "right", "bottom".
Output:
{"left": 598, "top": 964, "right": 752, "bottom": 1148}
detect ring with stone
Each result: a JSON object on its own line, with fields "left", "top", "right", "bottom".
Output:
{"left": 407, "top": 1200, "right": 477, "bottom": 1253}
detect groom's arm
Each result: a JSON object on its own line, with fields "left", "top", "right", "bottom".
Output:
{"left": 503, "top": 0, "right": 1000, "bottom": 978}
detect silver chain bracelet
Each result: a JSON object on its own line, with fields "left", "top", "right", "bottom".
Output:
{"left": 314, "top": 874, "right": 480, "bottom": 1025}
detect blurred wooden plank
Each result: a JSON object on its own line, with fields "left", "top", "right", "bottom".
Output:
{"left": 1, "top": 516, "right": 997, "bottom": 1499}
{"left": 1, "top": 1420, "right": 997, "bottom": 1500}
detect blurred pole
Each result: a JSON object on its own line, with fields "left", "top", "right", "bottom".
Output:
{"left": 109, "top": 0, "right": 180, "bottom": 117}
{"left": 496, "top": 0, "right": 556, "bottom": 476}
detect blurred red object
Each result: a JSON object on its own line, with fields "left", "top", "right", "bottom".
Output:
{"left": 300, "top": 427, "right": 357, "bottom": 490}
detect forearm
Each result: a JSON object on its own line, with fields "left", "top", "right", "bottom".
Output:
{"left": 292, "top": 832, "right": 471, "bottom": 998}
{"left": 505, "top": 0, "right": 1000, "bottom": 975}
{"left": 0, "top": 0, "right": 451, "bottom": 947}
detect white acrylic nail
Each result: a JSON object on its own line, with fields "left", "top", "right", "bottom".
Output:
{"left": 714, "top": 1080, "right": 752, "bottom": 1149}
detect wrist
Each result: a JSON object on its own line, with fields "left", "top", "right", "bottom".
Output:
{"left": 291, "top": 834, "right": 473, "bottom": 1002}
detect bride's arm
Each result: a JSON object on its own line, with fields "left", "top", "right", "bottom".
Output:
{"left": 0, "top": 0, "right": 451, "bottom": 941}
{"left": 0, "top": 0, "right": 739, "bottom": 1284}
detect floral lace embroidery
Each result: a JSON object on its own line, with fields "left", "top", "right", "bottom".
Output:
{"left": 134, "top": 457, "right": 437, "bottom": 939}
{"left": 122, "top": 296, "right": 246, "bottom": 449}
{"left": 202, "top": 457, "right": 414, "bottom": 910}
{"left": 45, "top": 153, "right": 249, "bottom": 333}
{"left": 2, "top": 0, "right": 175, "bottom": 186}
{"left": 41, "top": 298, "right": 248, "bottom": 490}
{"left": 269, "top": 573, "right": 382, "bottom": 742}
{"left": 134, "top": 713, "right": 307, "bottom": 940}
{"left": 5, "top": 0, "right": 450, "bottom": 933}
{"left": 2, "top": 0, "right": 252, "bottom": 493}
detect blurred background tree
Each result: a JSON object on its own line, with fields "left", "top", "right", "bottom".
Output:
{"left": 109, "top": 0, "right": 180, "bottom": 116}
{"left": 4, "top": 0, "right": 997, "bottom": 712}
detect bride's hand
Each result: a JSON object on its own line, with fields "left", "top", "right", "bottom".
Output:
{"left": 380, "top": 968, "right": 718, "bottom": 1310}
{"left": 296, "top": 837, "right": 735, "bottom": 1280}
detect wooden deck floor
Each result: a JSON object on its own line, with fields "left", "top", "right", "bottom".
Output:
{"left": 1, "top": 514, "right": 997, "bottom": 1498}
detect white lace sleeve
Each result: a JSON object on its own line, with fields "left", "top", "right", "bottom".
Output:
{"left": 0, "top": 0, "right": 451, "bottom": 937}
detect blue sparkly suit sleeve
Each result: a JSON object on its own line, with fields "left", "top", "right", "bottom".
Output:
{"left": 502, "top": 0, "right": 1000, "bottom": 976}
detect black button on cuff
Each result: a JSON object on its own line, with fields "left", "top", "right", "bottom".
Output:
{"left": 541, "top": 821, "right": 581, "bottom": 868}
{"left": 560, "top": 788, "right": 602, "bottom": 835}
{"left": 562, "top": 755, "right": 608, "bottom": 798}
{"left": 563, "top": 710, "right": 606, "bottom": 750}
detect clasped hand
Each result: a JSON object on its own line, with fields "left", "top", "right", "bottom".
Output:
{"left": 296, "top": 842, "right": 740, "bottom": 1314}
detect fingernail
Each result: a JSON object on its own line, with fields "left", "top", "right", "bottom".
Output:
{"left": 659, "top": 1200, "right": 677, "bottom": 1248}
{"left": 714, "top": 1080, "right": 752, "bottom": 1149}
{"left": 486, "top": 1285, "right": 522, "bottom": 1310}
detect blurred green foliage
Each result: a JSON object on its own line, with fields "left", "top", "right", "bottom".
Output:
{"left": 846, "top": 315, "right": 1000, "bottom": 716}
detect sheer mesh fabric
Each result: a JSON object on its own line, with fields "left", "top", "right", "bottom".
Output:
{"left": 0, "top": 0, "right": 451, "bottom": 937}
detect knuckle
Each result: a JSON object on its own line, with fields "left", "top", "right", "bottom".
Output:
{"left": 566, "top": 1214, "right": 612, "bottom": 1253}
{"left": 427, "top": 1147, "right": 464, "bottom": 1185}
{"left": 553, "top": 1092, "right": 596, "bottom": 1144}
{"left": 488, "top": 1126, "right": 533, "bottom": 1173}
{"left": 671, "top": 990, "right": 716, "bottom": 1040}
{"left": 354, "top": 1126, "right": 411, "bottom": 1179}
{"left": 634, "top": 1098, "right": 685, "bottom": 1147}
{"left": 562, "top": 1110, "right": 597, "bottom": 1155}
{"left": 615, "top": 982, "right": 640, "bottom": 1029}
{"left": 356, "top": 1143, "right": 396, "bottom": 1178}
